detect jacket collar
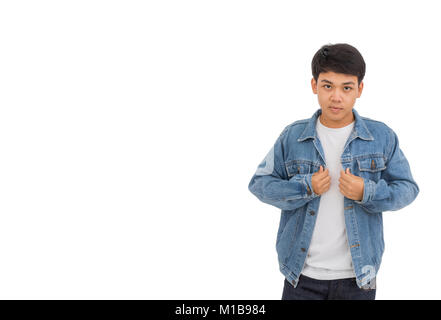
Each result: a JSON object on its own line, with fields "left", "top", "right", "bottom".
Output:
{"left": 297, "top": 108, "right": 374, "bottom": 142}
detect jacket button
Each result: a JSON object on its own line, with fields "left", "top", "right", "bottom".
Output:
{"left": 309, "top": 210, "right": 315, "bottom": 216}
{"left": 301, "top": 248, "right": 306, "bottom": 252}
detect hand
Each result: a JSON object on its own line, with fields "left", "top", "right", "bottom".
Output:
{"left": 338, "top": 168, "right": 364, "bottom": 201}
{"left": 311, "top": 165, "right": 331, "bottom": 195}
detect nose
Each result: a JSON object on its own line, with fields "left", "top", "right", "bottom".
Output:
{"left": 331, "top": 88, "right": 344, "bottom": 102}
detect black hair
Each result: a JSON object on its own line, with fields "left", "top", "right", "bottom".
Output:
{"left": 311, "top": 43, "right": 366, "bottom": 87}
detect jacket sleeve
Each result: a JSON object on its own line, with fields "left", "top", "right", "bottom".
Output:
{"left": 354, "top": 128, "right": 419, "bottom": 213}
{"left": 248, "top": 128, "right": 318, "bottom": 211}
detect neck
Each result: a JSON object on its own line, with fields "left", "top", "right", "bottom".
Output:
{"left": 319, "top": 113, "right": 354, "bottom": 128}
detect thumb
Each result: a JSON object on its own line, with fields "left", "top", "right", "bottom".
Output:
{"left": 320, "top": 165, "right": 323, "bottom": 172}
{"left": 346, "top": 168, "right": 351, "bottom": 175}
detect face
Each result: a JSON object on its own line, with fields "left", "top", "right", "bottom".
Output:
{"left": 311, "top": 71, "right": 363, "bottom": 128}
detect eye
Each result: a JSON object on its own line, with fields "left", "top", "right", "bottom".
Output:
{"left": 322, "top": 85, "right": 352, "bottom": 91}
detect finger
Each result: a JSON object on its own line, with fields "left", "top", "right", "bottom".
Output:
{"left": 346, "top": 168, "right": 357, "bottom": 177}
{"left": 319, "top": 184, "right": 330, "bottom": 194}
{"left": 316, "top": 166, "right": 323, "bottom": 175}
{"left": 338, "top": 176, "right": 347, "bottom": 185}
{"left": 313, "top": 166, "right": 322, "bottom": 176}
{"left": 339, "top": 185, "right": 347, "bottom": 196}
{"left": 318, "top": 172, "right": 330, "bottom": 182}
{"left": 340, "top": 183, "right": 350, "bottom": 192}
{"left": 338, "top": 184, "right": 344, "bottom": 193}
{"left": 320, "top": 166, "right": 330, "bottom": 175}
{"left": 314, "top": 168, "right": 325, "bottom": 179}
{"left": 339, "top": 181, "right": 348, "bottom": 193}
{"left": 340, "top": 170, "right": 351, "bottom": 181}
{"left": 341, "top": 182, "right": 351, "bottom": 195}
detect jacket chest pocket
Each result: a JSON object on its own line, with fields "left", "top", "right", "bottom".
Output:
{"left": 285, "top": 160, "right": 319, "bottom": 178}
{"left": 356, "top": 155, "right": 387, "bottom": 182}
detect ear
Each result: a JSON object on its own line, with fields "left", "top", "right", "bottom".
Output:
{"left": 311, "top": 78, "right": 317, "bottom": 94}
{"left": 357, "top": 81, "right": 364, "bottom": 97}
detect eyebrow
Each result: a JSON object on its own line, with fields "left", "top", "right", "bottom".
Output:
{"left": 320, "top": 79, "right": 356, "bottom": 85}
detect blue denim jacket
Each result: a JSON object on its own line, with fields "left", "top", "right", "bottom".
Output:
{"left": 248, "top": 108, "right": 419, "bottom": 289}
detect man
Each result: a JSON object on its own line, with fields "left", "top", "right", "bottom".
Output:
{"left": 248, "top": 43, "right": 419, "bottom": 300}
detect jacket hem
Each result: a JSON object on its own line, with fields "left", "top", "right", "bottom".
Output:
{"left": 280, "top": 263, "right": 300, "bottom": 288}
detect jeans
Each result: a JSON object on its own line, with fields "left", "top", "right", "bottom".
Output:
{"left": 282, "top": 274, "right": 376, "bottom": 300}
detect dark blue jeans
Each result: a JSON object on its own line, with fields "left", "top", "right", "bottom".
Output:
{"left": 282, "top": 274, "right": 376, "bottom": 300}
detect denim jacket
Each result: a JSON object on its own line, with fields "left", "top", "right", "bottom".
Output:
{"left": 248, "top": 108, "right": 419, "bottom": 289}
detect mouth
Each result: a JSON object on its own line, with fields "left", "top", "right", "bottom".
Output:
{"left": 329, "top": 106, "right": 343, "bottom": 113}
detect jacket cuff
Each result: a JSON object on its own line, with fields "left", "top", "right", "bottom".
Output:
{"left": 304, "top": 173, "right": 318, "bottom": 199}
{"left": 354, "top": 178, "right": 375, "bottom": 204}
{"left": 287, "top": 173, "right": 318, "bottom": 199}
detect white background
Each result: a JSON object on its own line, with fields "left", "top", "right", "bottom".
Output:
{"left": 0, "top": 0, "right": 438, "bottom": 300}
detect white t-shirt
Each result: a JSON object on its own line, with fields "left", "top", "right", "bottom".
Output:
{"left": 301, "top": 116, "right": 356, "bottom": 280}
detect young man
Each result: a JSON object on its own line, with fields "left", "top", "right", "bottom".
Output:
{"left": 248, "top": 43, "right": 419, "bottom": 300}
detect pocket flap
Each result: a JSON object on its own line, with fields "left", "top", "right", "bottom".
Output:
{"left": 285, "top": 160, "right": 314, "bottom": 177}
{"left": 357, "top": 156, "right": 386, "bottom": 172}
